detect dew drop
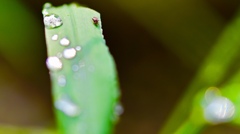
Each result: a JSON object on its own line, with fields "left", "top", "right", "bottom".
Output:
{"left": 72, "top": 64, "right": 79, "bottom": 72}
{"left": 42, "top": 9, "right": 49, "bottom": 16}
{"left": 52, "top": 34, "right": 58, "bottom": 41}
{"left": 205, "top": 87, "right": 221, "bottom": 103}
{"left": 76, "top": 46, "right": 82, "bottom": 51}
{"left": 55, "top": 97, "right": 80, "bottom": 117}
{"left": 44, "top": 14, "right": 63, "bottom": 29}
{"left": 111, "top": 103, "right": 124, "bottom": 122}
{"left": 115, "top": 103, "right": 124, "bottom": 116}
{"left": 58, "top": 75, "right": 66, "bottom": 87}
{"left": 63, "top": 48, "right": 77, "bottom": 59}
{"left": 204, "top": 97, "right": 235, "bottom": 124}
{"left": 43, "top": 3, "right": 52, "bottom": 9}
{"left": 60, "top": 38, "right": 70, "bottom": 46}
{"left": 46, "top": 56, "right": 62, "bottom": 71}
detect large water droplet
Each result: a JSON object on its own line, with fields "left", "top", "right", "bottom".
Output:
{"left": 58, "top": 75, "right": 66, "bottom": 87}
{"left": 46, "top": 56, "right": 62, "bottom": 71}
{"left": 60, "top": 38, "right": 70, "bottom": 46}
{"left": 52, "top": 34, "right": 58, "bottom": 41}
{"left": 44, "top": 14, "right": 63, "bottom": 29}
{"left": 204, "top": 97, "right": 235, "bottom": 124}
{"left": 55, "top": 97, "right": 80, "bottom": 117}
{"left": 63, "top": 48, "right": 77, "bottom": 59}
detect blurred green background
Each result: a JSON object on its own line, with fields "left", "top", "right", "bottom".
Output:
{"left": 1, "top": 0, "right": 240, "bottom": 134}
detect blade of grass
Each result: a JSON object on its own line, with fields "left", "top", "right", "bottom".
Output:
{"left": 160, "top": 9, "right": 240, "bottom": 133}
{"left": 43, "top": 3, "right": 120, "bottom": 134}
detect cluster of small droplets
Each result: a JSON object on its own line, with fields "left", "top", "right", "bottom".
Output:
{"left": 45, "top": 8, "right": 106, "bottom": 88}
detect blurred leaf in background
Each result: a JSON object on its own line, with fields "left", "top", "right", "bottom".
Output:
{"left": 0, "top": 0, "right": 53, "bottom": 127}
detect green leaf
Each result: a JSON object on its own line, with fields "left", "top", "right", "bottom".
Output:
{"left": 43, "top": 3, "right": 120, "bottom": 134}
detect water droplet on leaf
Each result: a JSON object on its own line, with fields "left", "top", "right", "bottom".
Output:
{"left": 44, "top": 14, "right": 63, "bottom": 29}
{"left": 72, "top": 64, "right": 79, "bottom": 72}
{"left": 60, "top": 38, "right": 70, "bottom": 46}
{"left": 76, "top": 46, "right": 82, "bottom": 51}
{"left": 115, "top": 103, "right": 124, "bottom": 116}
{"left": 46, "top": 56, "right": 62, "bottom": 71}
{"left": 204, "top": 97, "right": 235, "bottom": 124}
{"left": 55, "top": 97, "right": 80, "bottom": 117}
{"left": 63, "top": 48, "right": 77, "bottom": 59}
{"left": 52, "top": 34, "right": 58, "bottom": 41}
{"left": 42, "top": 9, "right": 49, "bottom": 16}
{"left": 43, "top": 3, "right": 52, "bottom": 9}
{"left": 58, "top": 75, "right": 66, "bottom": 87}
